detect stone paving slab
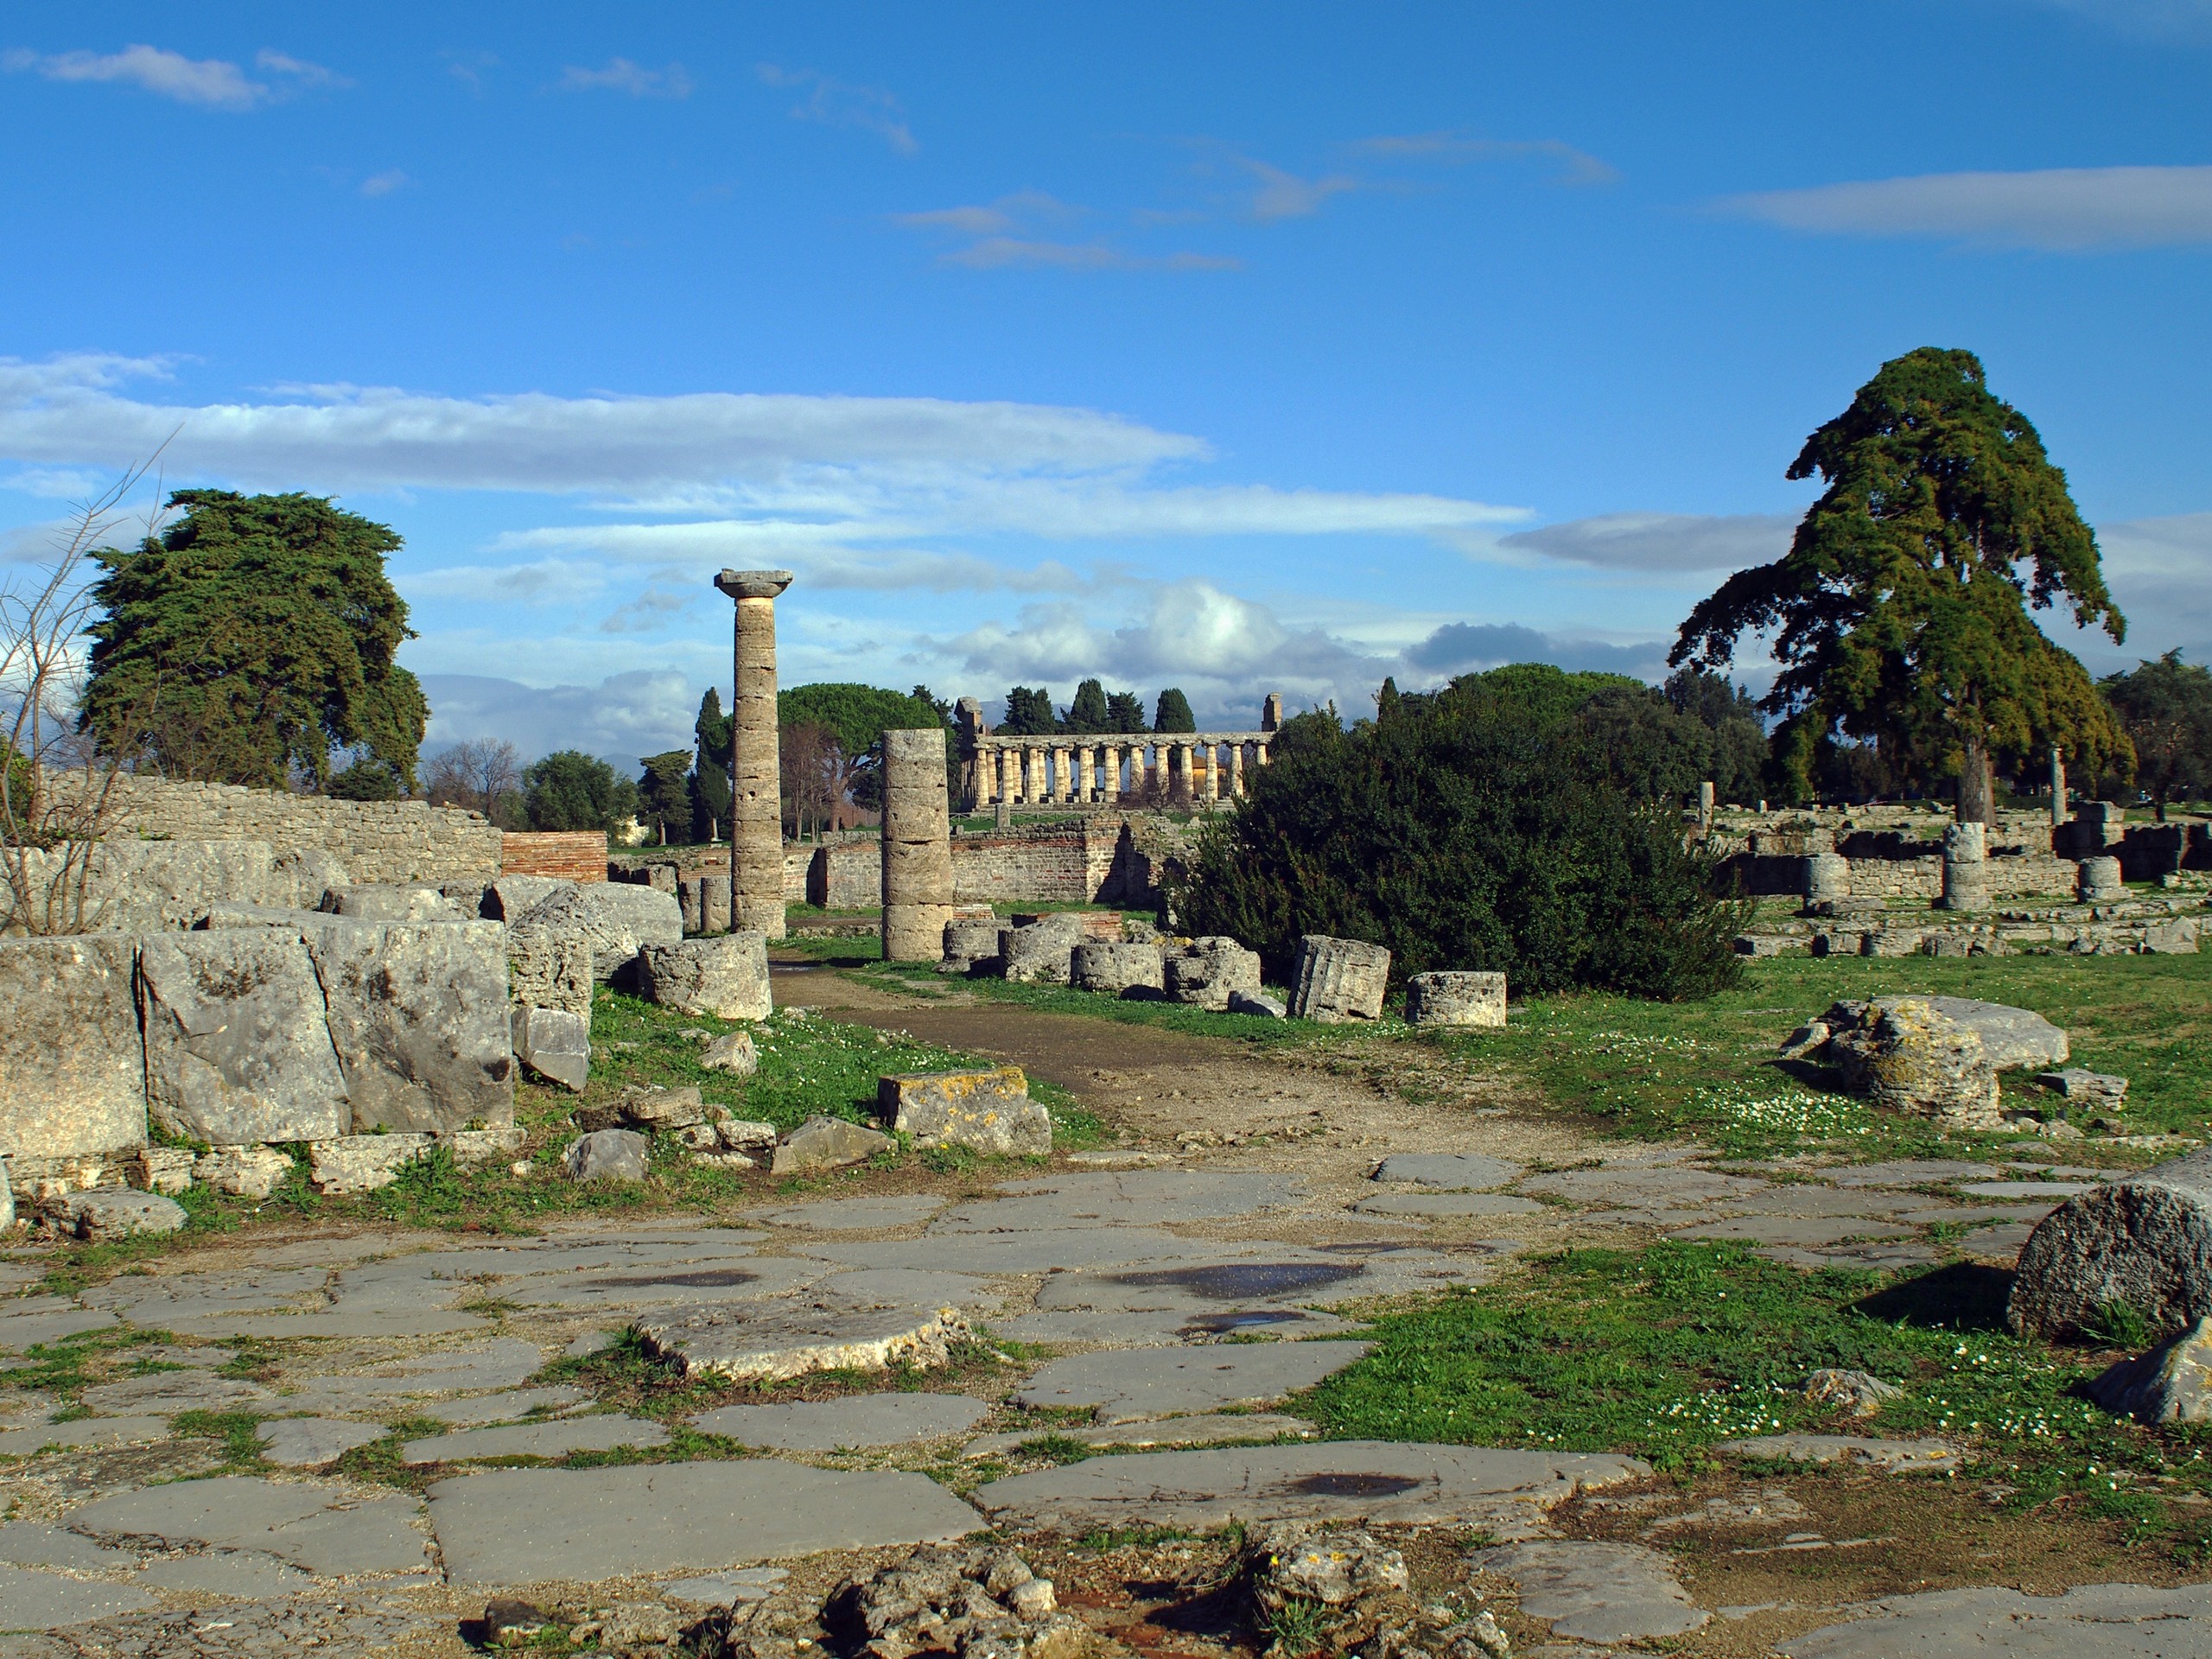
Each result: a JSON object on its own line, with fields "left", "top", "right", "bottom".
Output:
{"left": 817, "top": 1268, "right": 1003, "bottom": 1313}
{"left": 257, "top": 1417, "right": 389, "bottom": 1467}
{"left": 280, "top": 1338, "right": 547, "bottom": 1402}
{"left": 66, "top": 1478, "right": 431, "bottom": 1577}
{"left": 1719, "top": 1187, "right": 1936, "bottom": 1218}
{"left": 0, "top": 1526, "right": 135, "bottom": 1572}
{"left": 998, "top": 1306, "right": 1358, "bottom": 1347}
{"left": 964, "top": 1413, "right": 1319, "bottom": 1459}
{"left": 416, "top": 1385, "right": 588, "bottom": 1427}
{"left": 79, "top": 1373, "right": 273, "bottom": 1414}
{"left": 755, "top": 1195, "right": 949, "bottom": 1230}
{"left": 933, "top": 1170, "right": 1302, "bottom": 1232}
{"left": 402, "top": 1414, "right": 668, "bottom": 1465}
{"left": 1352, "top": 1192, "right": 1545, "bottom": 1218}
{"left": 1959, "top": 1181, "right": 2096, "bottom": 1199}
{"left": 1471, "top": 1540, "right": 1709, "bottom": 1643}
{"left": 0, "top": 1416, "right": 172, "bottom": 1458}
{"left": 0, "top": 1564, "right": 155, "bottom": 1630}
{"left": 974, "top": 1441, "right": 1649, "bottom": 1532}
{"left": 425, "top": 1461, "right": 982, "bottom": 1586}
{"left": 800, "top": 1227, "right": 1205, "bottom": 1274}
{"left": 1756, "top": 1242, "right": 1938, "bottom": 1272}
{"left": 692, "top": 1393, "right": 988, "bottom": 1450}
{"left": 1720, "top": 1433, "right": 1961, "bottom": 1473}
{"left": 1780, "top": 1581, "right": 2212, "bottom": 1656}
{"left": 137, "top": 1548, "right": 317, "bottom": 1599}
{"left": 660, "top": 1566, "right": 790, "bottom": 1607}
{"left": 1822, "top": 1160, "right": 1999, "bottom": 1188}
{"left": 0, "top": 1309, "right": 119, "bottom": 1350}
{"left": 84, "top": 1268, "right": 329, "bottom": 1325}
{"left": 1674, "top": 1217, "right": 1913, "bottom": 1249}
{"left": 1519, "top": 1167, "right": 1770, "bottom": 1208}
{"left": 634, "top": 1301, "right": 970, "bottom": 1383}
{"left": 495, "top": 1257, "right": 823, "bottom": 1311}
{"left": 1961, "top": 1223, "right": 2039, "bottom": 1260}
{"left": 1370, "top": 1154, "right": 1522, "bottom": 1190}
{"left": 1014, "top": 1341, "right": 1372, "bottom": 1422}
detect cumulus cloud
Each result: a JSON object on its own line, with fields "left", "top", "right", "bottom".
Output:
{"left": 418, "top": 670, "right": 701, "bottom": 764}
{"left": 1501, "top": 512, "right": 1795, "bottom": 572}
{"left": 1717, "top": 166, "right": 2212, "bottom": 250}
{"left": 3, "top": 43, "right": 337, "bottom": 109}
{"left": 1404, "top": 620, "right": 1669, "bottom": 679}
{"left": 557, "top": 58, "right": 692, "bottom": 99}
{"left": 2088, "top": 512, "right": 2212, "bottom": 663}
{"left": 757, "top": 64, "right": 914, "bottom": 154}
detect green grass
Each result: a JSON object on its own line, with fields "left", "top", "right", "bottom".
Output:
{"left": 0, "top": 1327, "right": 179, "bottom": 1401}
{"left": 168, "top": 1408, "right": 267, "bottom": 1471}
{"left": 1310, "top": 1240, "right": 2212, "bottom": 1535}
{"left": 1415, "top": 949, "right": 2212, "bottom": 1161}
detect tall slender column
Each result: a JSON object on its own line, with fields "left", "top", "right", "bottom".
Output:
{"left": 995, "top": 747, "right": 1012, "bottom": 804}
{"left": 713, "top": 569, "right": 792, "bottom": 938}
{"left": 1203, "top": 741, "right": 1221, "bottom": 802}
{"left": 1228, "top": 741, "right": 1244, "bottom": 798}
{"left": 2050, "top": 746, "right": 2067, "bottom": 829}
{"left": 1103, "top": 745, "right": 1121, "bottom": 803}
{"left": 1053, "top": 747, "right": 1072, "bottom": 804}
{"left": 1023, "top": 744, "right": 1043, "bottom": 804}
{"left": 881, "top": 728, "right": 954, "bottom": 961}
{"left": 1076, "top": 745, "right": 1095, "bottom": 804}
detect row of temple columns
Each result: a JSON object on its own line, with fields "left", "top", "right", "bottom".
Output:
{"left": 974, "top": 737, "right": 1270, "bottom": 809}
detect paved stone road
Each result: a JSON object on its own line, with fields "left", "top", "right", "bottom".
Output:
{"left": 0, "top": 972, "right": 2185, "bottom": 1656}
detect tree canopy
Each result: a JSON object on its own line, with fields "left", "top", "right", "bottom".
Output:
{"left": 998, "top": 686, "right": 1058, "bottom": 735}
{"left": 777, "top": 682, "right": 950, "bottom": 814}
{"left": 1064, "top": 678, "right": 1111, "bottom": 733}
{"left": 1104, "top": 690, "right": 1148, "bottom": 733}
{"left": 2101, "top": 652, "right": 2212, "bottom": 818}
{"left": 524, "top": 750, "right": 637, "bottom": 834}
{"left": 1154, "top": 688, "right": 1197, "bottom": 733}
{"left": 1175, "top": 677, "right": 1744, "bottom": 1001}
{"left": 689, "top": 689, "right": 733, "bottom": 840}
{"left": 1671, "top": 348, "right": 2128, "bottom": 821}
{"left": 635, "top": 750, "right": 692, "bottom": 843}
{"left": 82, "top": 491, "right": 428, "bottom": 790}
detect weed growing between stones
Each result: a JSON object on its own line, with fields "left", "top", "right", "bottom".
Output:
{"left": 168, "top": 1408, "right": 266, "bottom": 1471}
{"left": 1313, "top": 1241, "right": 2212, "bottom": 1560}
{"left": 0, "top": 1326, "right": 179, "bottom": 1403}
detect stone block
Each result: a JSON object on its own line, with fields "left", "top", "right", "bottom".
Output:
{"left": 677, "top": 879, "right": 704, "bottom": 935}
{"left": 1162, "top": 940, "right": 1262, "bottom": 1010}
{"left": 2090, "top": 1317, "right": 2212, "bottom": 1423}
{"left": 194, "top": 1145, "right": 296, "bottom": 1198}
{"left": 445, "top": 1127, "right": 526, "bottom": 1167}
{"left": 505, "top": 921, "right": 594, "bottom": 1021}
{"left": 771, "top": 1114, "right": 891, "bottom": 1174}
{"left": 2035, "top": 1068, "right": 2127, "bottom": 1103}
{"left": 1287, "top": 935, "right": 1391, "bottom": 1022}
{"left": 303, "top": 919, "right": 516, "bottom": 1134}
{"left": 136, "top": 930, "right": 351, "bottom": 1145}
{"left": 2012, "top": 1147, "right": 2212, "bottom": 1339}
{"left": 877, "top": 1066, "right": 1051, "bottom": 1156}
{"left": 325, "top": 885, "right": 466, "bottom": 921}
{"left": 128, "top": 1147, "right": 194, "bottom": 1196}
{"left": 1820, "top": 995, "right": 2067, "bottom": 1071}
{"left": 701, "top": 1029, "right": 759, "bottom": 1075}
{"left": 271, "top": 845, "right": 351, "bottom": 911}
{"left": 698, "top": 873, "right": 733, "bottom": 935}
{"left": 1826, "top": 997, "right": 2003, "bottom": 1129}
{"left": 1001, "top": 917, "right": 1084, "bottom": 984}
{"left": 0, "top": 937, "right": 146, "bottom": 1159}
{"left": 1939, "top": 820, "right": 1989, "bottom": 912}
{"left": 6, "top": 839, "right": 286, "bottom": 934}
{"left": 485, "top": 874, "right": 572, "bottom": 922}
{"left": 883, "top": 904, "right": 955, "bottom": 963}
{"left": 1070, "top": 941, "right": 1164, "bottom": 995}
{"left": 617, "top": 1084, "right": 710, "bottom": 1129}
{"left": 2145, "top": 918, "right": 2201, "bottom": 954}
{"left": 942, "top": 918, "right": 1007, "bottom": 965}
{"left": 513, "top": 883, "right": 682, "bottom": 981}
{"left": 308, "top": 1133, "right": 435, "bottom": 1195}
{"left": 41, "top": 1189, "right": 186, "bottom": 1242}
{"left": 512, "top": 1006, "right": 589, "bottom": 1092}
{"left": 1229, "top": 988, "right": 1287, "bottom": 1019}
{"left": 1403, "top": 971, "right": 1506, "bottom": 1027}
{"left": 1805, "top": 851, "right": 1851, "bottom": 905}
{"left": 638, "top": 933, "right": 772, "bottom": 1020}
{"left": 563, "top": 1128, "right": 648, "bottom": 1183}
{"left": 2079, "top": 855, "right": 2124, "bottom": 903}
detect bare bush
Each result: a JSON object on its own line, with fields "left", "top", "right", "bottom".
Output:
{"left": 1, "top": 455, "right": 172, "bottom": 935}
{"left": 421, "top": 736, "right": 523, "bottom": 822}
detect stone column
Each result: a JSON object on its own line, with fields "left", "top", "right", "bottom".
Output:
{"left": 2050, "top": 746, "right": 2067, "bottom": 830}
{"left": 1075, "top": 745, "right": 1095, "bottom": 804}
{"left": 1698, "top": 780, "right": 1716, "bottom": 830}
{"left": 714, "top": 569, "right": 792, "bottom": 938}
{"left": 1054, "top": 747, "right": 1073, "bottom": 804}
{"left": 1023, "top": 744, "right": 1044, "bottom": 804}
{"left": 957, "top": 696, "right": 985, "bottom": 811}
{"left": 1229, "top": 741, "right": 1245, "bottom": 798}
{"left": 1102, "top": 745, "right": 1121, "bottom": 803}
{"left": 1202, "top": 741, "right": 1220, "bottom": 802}
{"left": 1939, "top": 820, "right": 1989, "bottom": 912}
{"left": 700, "top": 872, "right": 732, "bottom": 934}
{"left": 881, "top": 728, "right": 955, "bottom": 961}
{"left": 1256, "top": 737, "right": 1272, "bottom": 768}
{"left": 994, "top": 747, "right": 1012, "bottom": 805}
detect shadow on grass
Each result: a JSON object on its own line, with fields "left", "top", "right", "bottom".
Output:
{"left": 1853, "top": 1262, "right": 2014, "bottom": 1332}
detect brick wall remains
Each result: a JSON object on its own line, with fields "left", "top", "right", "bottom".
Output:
{"left": 501, "top": 831, "right": 609, "bottom": 883}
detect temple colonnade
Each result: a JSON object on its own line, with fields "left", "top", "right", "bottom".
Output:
{"left": 967, "top": 733, "right": 1274, "bottom": 810}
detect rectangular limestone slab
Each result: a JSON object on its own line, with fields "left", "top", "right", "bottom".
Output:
{"left": 0, "top": 937, "right": 146, "bottom": 1158}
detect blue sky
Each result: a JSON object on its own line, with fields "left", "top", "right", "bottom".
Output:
{"left": 2, "top": 2, "right": 2209, "bottom": 762}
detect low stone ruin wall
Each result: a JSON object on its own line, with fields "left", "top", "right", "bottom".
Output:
{"left": 84, "top": 770, "right": 502, "bottom": 887}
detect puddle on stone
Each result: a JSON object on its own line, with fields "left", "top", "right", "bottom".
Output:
{"left": 1182, "top": 1310, "right": 1307, "bottom": 1334}
{"left": 1288, "top": 1472, "right": 1422, "bottom": 1497}
{"left": 585, "top": 1269, "right": 760, "bottom": 1290}
{"left": 1113, "top": 1263, "right": 1360, "bottom": 1302}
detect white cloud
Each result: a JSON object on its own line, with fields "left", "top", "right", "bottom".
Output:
{"left": 1239, "top": 158, "right": 1361, "bottom": 221}
{"left": 359, "top": 169, "right": 409, "bottom": 198}
{"left": 3, "top": 43, "right": 338, "bottom": 109}
{"left": 2086, "top": 512, "right": 2212, "bottom": 662}
{"left": 1351, "top": 132, "right": 1618, "bottom": 185}
{"left": 1718, "top": 165, "right": 2212, "bottom": 250}
{"left": 757, "top": 64, "right": 914, "bottom": 154}
{"left": 892, "top": 191, "right": 1231, "bottom": 271}
{"left": 558, "top": 58, "right": 692, "bottom": 99}
{"left": 1500, "top": 512, "right": 1796, "bottom": 572}
{"left": 418, "top": 670, "right": 701, "bottom": 764}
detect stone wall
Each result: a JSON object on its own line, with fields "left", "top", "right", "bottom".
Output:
{"left": 501, "top": 831, "right": 608, "bottom": 883}
{"left": 93, "top": 772, "right": 501, "bottom": 887}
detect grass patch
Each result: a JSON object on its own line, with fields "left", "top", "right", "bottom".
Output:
{"left": 1309, "top": 1240, "right": 2212, "bottom": 1549}
{"left": 168, "top": 1408, "right": 266, "bottom": 1471}
{"left": 2, "top": 1328, "right": 179, "bottom": 1402}
{"left": 1416, "top": 948, "right": 2212, "bottom": 1161}
{"left": 863, "top": 961, "right": 1325, "bottom": 1050}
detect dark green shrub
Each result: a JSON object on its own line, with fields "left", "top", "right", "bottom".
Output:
{"left": 1173, "top": 688, "right": 1746, "bottom": 1001}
